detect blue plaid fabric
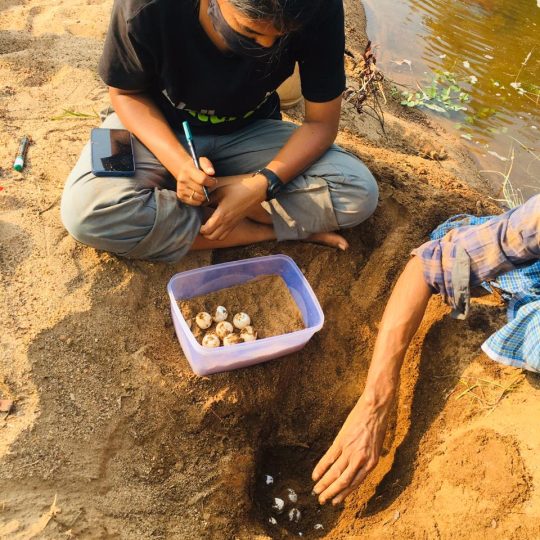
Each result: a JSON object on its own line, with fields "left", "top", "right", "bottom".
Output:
{"left": 430, "top": 215, "right": 540, "bottom": 372}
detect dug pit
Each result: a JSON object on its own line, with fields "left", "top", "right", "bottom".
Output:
{"left": 253, "top": 445, "right": 341, "bottom": 538}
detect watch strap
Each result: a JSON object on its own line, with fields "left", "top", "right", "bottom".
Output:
{"left": 255, "top": 168, "right": 284, "bottom": 200}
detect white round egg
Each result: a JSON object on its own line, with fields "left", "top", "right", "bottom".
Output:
{"left": 288, "top": 508, "right": 301, "bottom": 523}
{"left": 215, "top": 321, "right": 234, "bottom": 339}
{"left": 286, "top": 488, "right": 298, "bottom": 503}
{"left": 195, "top": 312, "right": 212, "bottom": 330}
{"left": 271, "top": 497, "right": 285, "bottom": 514}
{"left": 202, "top": 333, "right": 220, "bottom": 348}
{"left": 233, "top": 312, "right": 251, "bottom": 329}
{"left": 213, "top": 305, "right": 228, "bottom": 322}
{"left": 240, "top": 326, "right": 257, "bottom": 342}
{"left": 223, "top": 333, "right": 243, "bottom": 346}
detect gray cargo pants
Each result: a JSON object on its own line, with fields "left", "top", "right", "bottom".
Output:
{"left": 61, "top": 113, "right": 378, "bottom": 262}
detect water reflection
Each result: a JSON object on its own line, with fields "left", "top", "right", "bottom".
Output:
{"left": 364, "top": 0, "right": 539, "bottom": 199}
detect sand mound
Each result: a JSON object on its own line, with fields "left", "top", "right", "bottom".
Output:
{"left": 1, "top": 0, "right": 540, "bottom": 539}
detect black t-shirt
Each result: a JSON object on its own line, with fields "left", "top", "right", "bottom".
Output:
{"left": 99, "top": 0, "right": 345, "bottom": 134}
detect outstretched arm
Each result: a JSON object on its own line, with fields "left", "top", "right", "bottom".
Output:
{"left": 312, "top": 256, "right": 432, "bottom": 505}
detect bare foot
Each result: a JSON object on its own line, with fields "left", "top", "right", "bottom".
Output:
{"left": 305, "top": 231, "right": 349, "bottom": 251}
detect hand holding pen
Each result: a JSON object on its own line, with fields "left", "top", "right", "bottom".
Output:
{"left": 176, "top": 121, "right": 215, "bottom": 206}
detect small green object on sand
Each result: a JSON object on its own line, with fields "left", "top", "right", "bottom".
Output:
{"left": 13, "top": 135, "right": 30, "bottom": 172}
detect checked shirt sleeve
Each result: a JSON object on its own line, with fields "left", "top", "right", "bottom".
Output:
{"left": 412, "top": 194, "right": 540, "bottom": 319}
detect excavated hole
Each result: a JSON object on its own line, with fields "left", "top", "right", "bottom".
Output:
{"left": 253, "top": 444, "right": 341, "bottom": 538}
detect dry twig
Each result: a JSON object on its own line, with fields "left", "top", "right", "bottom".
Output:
{"left": 343, "top": 41, "right": 386, "bottom": 132}
{"left": 454, "top": 373, "right": 525, "bottom": 412}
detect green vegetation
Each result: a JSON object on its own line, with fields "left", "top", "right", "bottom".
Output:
{"left": 51, "top": 109, "right": 99, "bottom": 121}
{"left": 399, "top": 71, "right": 470, "bottom": 114}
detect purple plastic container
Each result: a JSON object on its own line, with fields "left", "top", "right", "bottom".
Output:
{"left": 167, "top": 254, "right": 324, "bottom": 375}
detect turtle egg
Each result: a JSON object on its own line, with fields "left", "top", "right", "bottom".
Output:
{"left": 202, "top": 333, "right": 220, "bottom": 348}
{"left": 264, "top": 474, "right": 274, "bottom": 485}
{"left": 195, "top": 312, "right": 212, "bottom": 330}
{"left": 286, "top": 488, "right": 298, "bottom": 503}
{"left": 240, "top": 326, "right": 257, "bottom": 342}
{"left": 314, "top": 524, "right": 324, "bottom": 531}
{"left": 233, "top": 312, "right": 251, "bottom": 329}
{"left": 216, "top": 321, "right": 234, "bottom": 339}
{"left": 272, "top": 497, "right": 285, "bottom": 514}
{"left": 213, "top": 305, "right": 228, "bottom": 322}
{"left": 223, "top": 333, "right": 243, "bottom": 346}
{"left": 268, "top": 517, "right": 277, "bottom": 526}
{"left": 288, "top": 508, "right": 301, "bottom": 523}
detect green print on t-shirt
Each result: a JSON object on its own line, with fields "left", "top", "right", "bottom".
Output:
{"left": 183, "top": 97, "right": 265, "bottom": 125}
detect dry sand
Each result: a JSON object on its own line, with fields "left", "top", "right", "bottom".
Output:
{"left": 179, "top": 275, "right": 304, "bottom": 345}
{"left": 1, "top": 0, "right": 540, "bottom": 538}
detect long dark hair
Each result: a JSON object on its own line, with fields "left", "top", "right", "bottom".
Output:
{"left": 228, "top": 0, "right": 323, "bottom": 33}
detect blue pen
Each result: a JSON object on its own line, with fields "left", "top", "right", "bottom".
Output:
{"left": 182, "top": 121, "right": 210, "bottom": 202}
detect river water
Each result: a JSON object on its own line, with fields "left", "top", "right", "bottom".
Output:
{"left": 363, "top": 0, "right": 539, "bottom": 201}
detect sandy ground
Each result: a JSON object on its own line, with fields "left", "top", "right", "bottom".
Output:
{"left": 1, "top": 0, "right": 540, "bottom": 538}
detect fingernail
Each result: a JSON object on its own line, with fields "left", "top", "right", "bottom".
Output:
{"left": 311, "top": 490, "right": 317, "bottom": 496}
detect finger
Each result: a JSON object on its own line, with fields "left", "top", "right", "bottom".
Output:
{"left": 332, "top": 460, "right": 378, "bottom": 505}
{"left": 217, "top": 226, "right": 234, "bottom": 241}
{"left": 185, "top": 177, "right": 211, "bottom": 197}
{"left": 313, "top": 454, "right": 349, "bottom": 501}
{"left": 331, "top": 463, "right": 373, "bottom": 505}
{"left": 180, "top": 188, "right": 206, "bottom": 207}
{"left": 200, "top": 210, "right": 222, "bottom": 236}
{"left": 198, "top": 156, "right": 215, "bottom": 176}
{"left": 177, "top": 181, "right": 206, "bottom": 203}
{"left": 312, "top": 444, "right": 342, "bottom": 482}
{"left": 318, "top": 459, "right": 366, "bottom": 505}
{"left": 190, "top": 167, "right": 218, "bottom": 189}
{"left": 206, "top": 220, "right": 234, "bottom": 241}
{"left": 204, "top": 224, "right": 227, "bottom": 241}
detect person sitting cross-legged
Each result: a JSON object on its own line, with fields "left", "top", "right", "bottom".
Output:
{"left": 60, "top": 0, "right": 378, "bottom": 262}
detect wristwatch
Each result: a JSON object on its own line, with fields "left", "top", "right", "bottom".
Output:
{"left": 254, "top": 168, "right": 284, "bottom": 200}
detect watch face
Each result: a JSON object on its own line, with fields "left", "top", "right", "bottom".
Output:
{"left": 259, "top": 168, "right": 283, "bottom": 200}
{"left": 270, "top": 178, "right": 281, "bottom": 197}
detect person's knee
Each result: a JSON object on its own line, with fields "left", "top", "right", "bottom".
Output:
{"left": 332, "top": 155, "right": 379, "bottom": 229}
{"left": 60, "top": 188, "right": 103, "bottom": 247}
{"left": 61, "top": 180, "right": 197, "bottom": 262}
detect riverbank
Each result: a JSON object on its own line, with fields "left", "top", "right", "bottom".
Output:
{"left": 1, "top": 0, "right": 539, "bottom": 538}
{"left": 363, "top": 0, "right": 540, "bottom": 202}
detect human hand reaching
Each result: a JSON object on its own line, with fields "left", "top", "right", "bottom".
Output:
{"left": 311, "top": 394, "right": 391, "bottom": 505}
{"left": 199, "top": 174, "right": 267, "bottom": 241}
{"left": 176, "top": 157, "right": 217, "bottom": 206}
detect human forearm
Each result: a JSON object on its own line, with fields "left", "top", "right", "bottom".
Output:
{"left": 259, "top": 96, "right": 341, "bottom": 182}
{"left": 312, "top": 256, "right": 433, "bottom": 504}
{"left": 109, "top": 88, "right": 191, "bottom": 178}
{"left": 362, "top": 256, "right": 433, "bottom": 407}
{"left": 265, "top": 119, "right": 338, "bottom": 183}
